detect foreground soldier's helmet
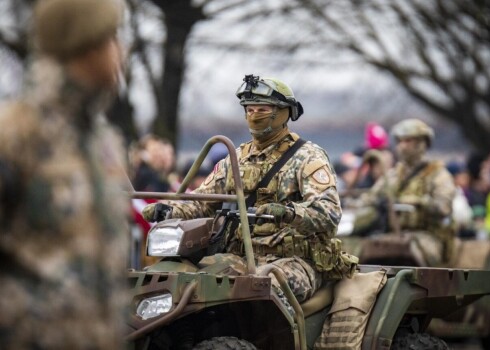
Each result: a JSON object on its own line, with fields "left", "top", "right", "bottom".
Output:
{"left": 391, "top": 119, "right": 435, "bottom": 147}
{"left": 32, "top": 0, "right": 123, "bottom": 60}
{"left": 236, "top": 75, "right": 304, "bottom": 121}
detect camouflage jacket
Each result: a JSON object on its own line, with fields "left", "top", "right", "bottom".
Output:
{"left": 168, "top": 132, "right": 341, "bottom": 245}
{"left": 360, "top": 159, "right": 456, "bottom": 231}
{"left": 0, "top": 58, "right": 130, "bottom": 349}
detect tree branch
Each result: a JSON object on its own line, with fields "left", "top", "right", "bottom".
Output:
{"left": 127, "top": 0, "right": 161, "bottom": 99}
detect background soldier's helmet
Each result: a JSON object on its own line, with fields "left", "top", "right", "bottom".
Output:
{"left": 236, "top": 75, "right": 304, "bottom": 121}
{"left": 32, "top": 0, "right": 123, "bottom": 60}
{"left": 391, "top": 118, "right": 435, "bottom": 147}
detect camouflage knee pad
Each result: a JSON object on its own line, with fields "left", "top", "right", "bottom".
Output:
{"left": 258, "top": 257, "right": 322, "bottom": 303}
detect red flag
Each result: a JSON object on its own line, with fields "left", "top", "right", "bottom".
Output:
{"left": 132, "top": 198, "right": 157, "bottom": 237}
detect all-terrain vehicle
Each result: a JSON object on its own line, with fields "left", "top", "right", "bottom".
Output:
{"left": 126, "top": 136, "right": 490, "bottom": 350}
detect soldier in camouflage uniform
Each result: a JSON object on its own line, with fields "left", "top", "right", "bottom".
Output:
{"left": 0, "top": 0, "right": 130, "bottom": 348}
{"left": 357, "top": 119, "right": 456, "bottom": 265}
{"left": 144, "top": 75, "right": 347, "bottom": 302}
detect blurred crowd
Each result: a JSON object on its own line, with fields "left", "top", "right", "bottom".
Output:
{"left": 334, "top": 122, "right": 490, "bottom": 240}
{"left": 128, "top": 134, "right": 229, "bottom": 194}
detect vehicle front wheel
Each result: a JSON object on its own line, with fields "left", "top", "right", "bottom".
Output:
{"left": 193, "top": 336, "right": 257, "bottom": 350}
{"left": 391, "top": 333, "right": 449, "bottom": 350}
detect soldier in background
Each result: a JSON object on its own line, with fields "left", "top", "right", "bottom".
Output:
{"left": 143, "top": 75, "right": 357, "bottom": 303}
{"left": 355, "top": 119, "right": 456, "bottom": 265}
{"left": 0, "top": 0, "right": 130, "bottom": 348}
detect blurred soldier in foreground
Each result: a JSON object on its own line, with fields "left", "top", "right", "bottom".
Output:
{"left": 354, "top": 119, "right": 456, "bottom": 265}
{"left": 0, "top": 0, "right": 130, "bottom": 348}
{"left": 143, "top": 75, "right": 357, "bottom": 302}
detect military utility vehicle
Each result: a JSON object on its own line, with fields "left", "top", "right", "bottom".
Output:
{"left": 338, "top": 204, "right": 490, "bottom": 346}
{"left": 126, "top": 136, "right": 490, "bottom": 350}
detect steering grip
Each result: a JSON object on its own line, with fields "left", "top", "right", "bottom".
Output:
{"left": 153, "top": 203, "right": 172, "bottom": 222}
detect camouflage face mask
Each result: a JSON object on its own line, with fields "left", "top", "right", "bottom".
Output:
{"left": 246, "top": 108, "right": 289, "bottom": 138}
{"left": 246, "top": 108, "right": 290, "bottom": 150}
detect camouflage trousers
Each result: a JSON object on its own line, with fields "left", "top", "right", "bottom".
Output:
{"left": 198, "top": 253, "right": 322, "bottom": 303}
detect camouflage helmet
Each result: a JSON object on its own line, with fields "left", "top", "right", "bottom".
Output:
{"left": 236, "top": 75, "right": 304, "bottom": 121}
{"left": 391, "top": 119, "right": 434, "bottom": 147}
{"left": 32, "top": 0, "right": 123, "bottom": 60}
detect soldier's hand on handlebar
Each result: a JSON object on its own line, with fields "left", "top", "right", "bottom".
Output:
{"left": 255, "top": 203, "right": 295, "bottom": 225}
{"left": 142, "top": 202, "right": 173, "bottom": 222}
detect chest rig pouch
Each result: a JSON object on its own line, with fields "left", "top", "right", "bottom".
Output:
{"left": 245, "top": 139, "right": 306, "bottom": 207}
{"left": 225, "top": 163, "right": 263, "bottom": 194}
{"left": 250, "top": 140, "right": 306, "bottom": 237}
{"left": 215, "top": 139, "right": 307, "bottom": 253}
{"left": 396, "top": 162, "right": 438, "bottom": 230}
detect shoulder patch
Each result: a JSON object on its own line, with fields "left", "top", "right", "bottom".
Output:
{"left": 312, "top": 167, "right": 331, "bottom": 185}
{"left": 303, "top": 159, "right": 327, "bottom": 178}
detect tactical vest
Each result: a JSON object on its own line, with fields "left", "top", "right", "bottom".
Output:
{"left": 395, "top": 161, "right": 441, "bottom": 230}
{"left": 224, "top": 134, "right": 300, "bottom": 207}
{"left": 395, "top": 161, "right": 455, "bottom": 262}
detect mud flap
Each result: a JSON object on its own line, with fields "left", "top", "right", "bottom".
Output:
{"left": 313, "top": 270, "right": 387, "bottom": 350}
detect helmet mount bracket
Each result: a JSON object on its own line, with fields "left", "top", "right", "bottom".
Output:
{"left": 243, "top": 75, "right": 260, "bottom": 99}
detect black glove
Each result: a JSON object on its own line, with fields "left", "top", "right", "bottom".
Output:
{"left": 153, "top": 203, "right": 172, "bottom": 222}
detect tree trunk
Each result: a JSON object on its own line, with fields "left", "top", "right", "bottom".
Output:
{"left": 151, "top": 1, "right": 205, "bottom": 148}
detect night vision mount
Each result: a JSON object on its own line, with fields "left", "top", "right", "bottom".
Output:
{"left": 242, "top": 74, "right": 260, "bottom": 98}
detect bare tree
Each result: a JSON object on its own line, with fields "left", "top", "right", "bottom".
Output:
{"left": 136, "top": 0, "right": 250, "bottom": 146}
{"left": 6, "top": 0, "right": 485, "bottom": 152}
{"left": 0, "top": 0, "right": 256, "bottom": 147}
{"left": 135, "top": 0, "right": 204, "bottom": 145}
{"left": 296, "top": 0, "right": 490, "bottom": 152}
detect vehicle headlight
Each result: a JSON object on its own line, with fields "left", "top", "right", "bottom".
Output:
{"left": 136, "top": 294, "right": 173, "bottom": 320}
{"left": 147, "top": 226, "right": 184, "bottom": 256}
